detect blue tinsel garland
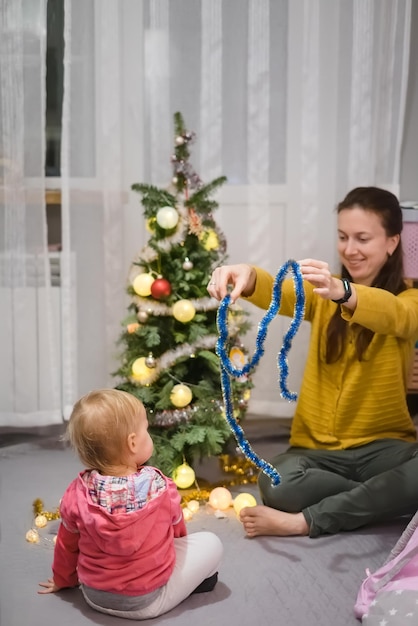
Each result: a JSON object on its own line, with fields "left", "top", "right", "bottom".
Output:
{"left": 216, "top": 260, "right": 305, "bottom": 486}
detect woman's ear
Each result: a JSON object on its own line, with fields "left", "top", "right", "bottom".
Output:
{"left": 388, "top": 233, "right": 400, "bottom": 256}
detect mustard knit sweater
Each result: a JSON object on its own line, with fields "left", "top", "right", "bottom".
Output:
{"left": 246, "top": 267, "right": 418, "bottom": 449}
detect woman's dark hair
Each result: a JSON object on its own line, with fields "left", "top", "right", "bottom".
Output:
{"left": 326, "top": 186, "right": 406, "bottom": 363}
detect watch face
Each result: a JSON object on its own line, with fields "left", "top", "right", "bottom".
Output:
{"left": 332, "top": 279, "right": 351, "bottom": 304}
{"left": 342, "top": 279, "right": 352, "bottom": 301}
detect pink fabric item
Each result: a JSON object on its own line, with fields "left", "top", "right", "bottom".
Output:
{"left": 52, "top": 467, "right": 187, "bottom": 595}
{"left": 355, "top": 512, "right": 418, "bottom": 619}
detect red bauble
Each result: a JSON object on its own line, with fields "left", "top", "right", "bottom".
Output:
{"left": 151, "top": 277, "right": 172, "bottom": 300}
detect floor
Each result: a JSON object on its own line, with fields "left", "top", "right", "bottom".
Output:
{"left": 0, "top": 417, "right": 409, "bottom": 626}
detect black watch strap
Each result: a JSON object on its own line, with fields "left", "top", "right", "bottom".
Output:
{"left": 331, "top": 278, "right": 352, "bottom": 304}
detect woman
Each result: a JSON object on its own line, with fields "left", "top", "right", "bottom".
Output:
{"left": 208, "top": 187, "right": 418, "bottom": 538}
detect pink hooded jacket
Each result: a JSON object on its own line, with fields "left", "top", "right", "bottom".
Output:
{"left": 52, "top": 468, "right": 187, "bottom": 595}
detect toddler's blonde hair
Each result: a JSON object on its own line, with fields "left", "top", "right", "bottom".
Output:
{"left": 67, "top": 388, "right": 146, "bottom": 472}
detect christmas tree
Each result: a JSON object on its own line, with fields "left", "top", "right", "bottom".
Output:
{"left": 115, "top": 112, "right": 253, "bottom": 476}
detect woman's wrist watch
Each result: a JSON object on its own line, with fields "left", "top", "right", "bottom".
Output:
{"left": 331, "top": 278, "right": 352, "bottom": 304}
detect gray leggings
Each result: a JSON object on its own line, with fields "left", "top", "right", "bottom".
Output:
{"left": 258, "top": 439, "right": 418, "bottom": 537}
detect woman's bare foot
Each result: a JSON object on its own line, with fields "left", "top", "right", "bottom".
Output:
{"left": 239, "top": 505, "right": 309, "bottom": 538}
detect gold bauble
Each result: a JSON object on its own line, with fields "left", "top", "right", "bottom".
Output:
{"left": 172, "top": 299, "right": 196, "bottom": 323}
{"left": 146, "top": 217, "right": 156, "bottom": 233}
{"left": 132, "top": 273, "right": 154, "bottom": 297}
{"left": 170, "top": 383, "right": 192, "bottom": 408}
{"left": 233, "top": 492, "right": 257, "bottom": 516}
{"left": 199, "top": 229, "right": 219, "bottom": 251}
{"left": 172, "top": 463, "right": 196, "bottom": 489}
{"left": 34, "top": 514, "right": 48, "bottom": 528}
{"left": 131, "top": 357, "right": 153, "bottom": 383}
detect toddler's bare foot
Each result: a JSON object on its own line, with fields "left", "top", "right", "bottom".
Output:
{"left": 239, "top": 505, "right": 309, "bottom": 538}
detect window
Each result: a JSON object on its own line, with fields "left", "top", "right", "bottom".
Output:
{"left": 46, "top": 0, "right": 64, "bottom": 177}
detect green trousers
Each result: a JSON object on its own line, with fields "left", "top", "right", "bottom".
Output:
{"left": 258, "top": 439, "right": 418, "bottom": 538}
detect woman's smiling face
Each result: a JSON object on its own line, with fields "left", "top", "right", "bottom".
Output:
{"left": 337, "top": 206, "right": 400, "bottom": 286}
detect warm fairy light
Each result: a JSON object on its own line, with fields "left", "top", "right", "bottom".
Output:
{"left": 183, "top": 507, "right": 193, "bottom": 521}
{"left": 233, "top": 493, "right": 257, "bottom": 516}
{"left": 209, "top": 487, "right": 232, "bottom": 511}
{"left": 25, "top": 529, "right": 40, "bottom": 543}
{"left": 172, "top": 463, "right": 196, "bottom": 489}
{"left": 187, "top": 499, "right": 200, "bottom": 513}
{"left": 34, "top": 514, "right": 48, "bottom": 528}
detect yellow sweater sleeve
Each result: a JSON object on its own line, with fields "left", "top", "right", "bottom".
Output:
{"left": 243, "top": 267, "right": 418, "bottom": 450}
{"left": 341, "top": 284, "right": 418, "bottom": 340}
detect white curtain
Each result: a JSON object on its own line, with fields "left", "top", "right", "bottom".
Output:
{"left": 0, "top": 0, "right": 62, "bottom": 427}
{"left": 0, "top": 0, "right": 412, "bottom": 426}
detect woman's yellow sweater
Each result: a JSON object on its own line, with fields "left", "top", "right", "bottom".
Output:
{"left": 246, "top": 268, "right": 418, "bottom": 449}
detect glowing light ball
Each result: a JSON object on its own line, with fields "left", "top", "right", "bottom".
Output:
{"left": 25, "top": 529, "right": 40, "bottom": 543}
{"left": 156, "top": 206, "right": 179, "bottom": 229}
{"left": 209, "top": 487, "right": 232, "bottom": 511}
{"left": 34, "top": 514, "right": 48, "bottom": 528}
{"left": 187, "top": 500, "right": 200, "bottom": 513}
{"left": 233, "top": 493, "right": 257, "bottom": 516}
{"left": 171, "top": 382, "right": 192, "bottom": 407}
{"left": 151, "top": 277, "right": 171, "bottom": 300}
{"left": 170, "top": 383, "right": 193, "bottom": 408}
{"left": 133, "top": 273, "right": 154, "bottom": 297}
{"left": 172, "top": 463, "right": 196, "bottom": 489}
{"left": 131, "top": 357, "right": 154, "bottom": 383}
{"left": 183, "top": 507, "right": 193, "bottom": 521}
{"left": 172, "top": 299, "right": 196, "bottom": 323}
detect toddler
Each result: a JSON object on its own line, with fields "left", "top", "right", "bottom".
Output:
{"left": 38, "top": 388, "right": 223, "bottom": 619}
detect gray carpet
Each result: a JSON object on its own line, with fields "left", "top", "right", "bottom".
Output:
{"left": 0, "top": 422, "right": 408, "bottom": 626}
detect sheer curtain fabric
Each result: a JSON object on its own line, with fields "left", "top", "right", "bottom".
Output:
{"left": 0, "top": 0, "right": 412, "bottom": 425}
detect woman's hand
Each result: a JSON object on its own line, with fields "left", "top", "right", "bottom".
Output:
{"left": 38, "top": 577, "right": 61, "bottom": 594}
{"left": 299, "top": 258, "right": 354, "bottom": 304}
{"left": 207, "top": 264, "right": 256, "bottom": 303}
{"left": 299, "top": 258, "right": 334, "bottom": 298}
